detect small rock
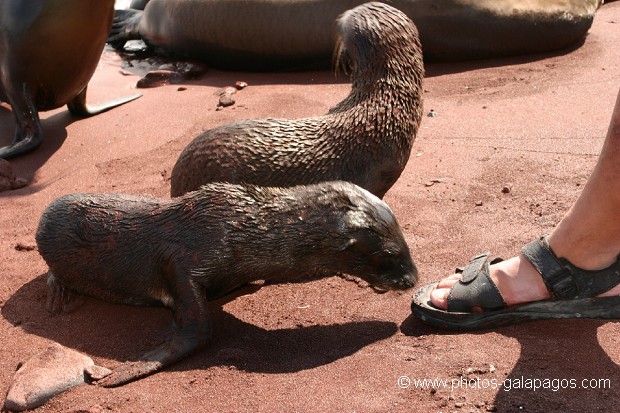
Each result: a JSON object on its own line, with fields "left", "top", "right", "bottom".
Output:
{"left": 14, "top": 243, "right": 36, "bottom": 252}
{"left": 3, "top": 343, "right": 107, "bottom": 411}
{"left": 0, "top": 159, "right": 28, "bottom": 192}
{"left": 475, "top": 201, "right": 483, "bottom": 207}
{"left": 218, "top": 95, "right": 236, "bottom": 107}
{"left": 501, "top": 186, "right": 511, "bottom": 194}
{"left": 235, "top": 81, "right": 248, "bottom": 90}
{"left": 136, "top": 70, "right": 179, "bottom": 88}
{"left": 177, "top": 86, "right": 187, "bottom": 91}
{"left": 217, "top": 86, "right": 238, "bottom": 97}
{"left": 427, "top": 109, "right": 437, "bottom": 117}
{"left": 356, "top": 280, "right": 370, "bottom": 289}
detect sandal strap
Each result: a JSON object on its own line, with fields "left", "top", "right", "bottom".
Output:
{"left": 447, "top": 253, "right": 506, "bottom": 312}
{"left": 521, "top": 236, "right": 620, "bottom": 300}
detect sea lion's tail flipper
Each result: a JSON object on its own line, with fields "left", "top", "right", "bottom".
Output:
{"left": 107, "top": 9, "right": 144, "bottom": 50}
{"left": 67, "top": 86, "right": 142, "bottom": 117}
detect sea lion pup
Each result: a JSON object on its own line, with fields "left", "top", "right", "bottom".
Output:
{"left": 170, "top": 2, "right": 424, "bottom": 199}
{"left": 0, "top": 0, "right": 141, "bottom": 159}
{"left": 36, "top": 181, "right": 417, "bottom": 387}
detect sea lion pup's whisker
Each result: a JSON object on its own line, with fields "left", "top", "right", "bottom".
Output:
{"left": 35, "top": 180, "right": 416, "bottom": 386}
{"left": 170, "top": 2, "right": 424, "bottom": 200}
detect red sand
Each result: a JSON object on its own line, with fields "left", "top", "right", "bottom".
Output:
{"left": 1, "top": 3, "right": 620, "bottom": 412}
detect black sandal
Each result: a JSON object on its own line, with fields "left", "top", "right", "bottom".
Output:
{"left": 411, "top": 236, "right": 620, "bottom": 330}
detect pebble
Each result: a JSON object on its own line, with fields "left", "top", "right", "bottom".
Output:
{"left": 136, "top": 69, "right": 179, "bottom": 88}
{"left": 0, "top": 159, "right": 28, "bottom": 192}
{"left": 3, "top": 343, "right": 111, "bottom": 411}
{"left": 218, "top": 95, "right": 236, "bottom": 107}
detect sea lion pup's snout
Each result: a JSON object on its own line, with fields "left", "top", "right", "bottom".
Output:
{"left": 330, "top": 183, "right": 418, "bottom": 291}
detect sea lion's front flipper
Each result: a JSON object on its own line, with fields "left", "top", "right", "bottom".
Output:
{"left": 95, "top": 265, "right": 211, "bottom": 387}
{"left": 0, "top": 83, "right": 43, "bottom": 159}
{"left": 46, "top": 272, "right": 86, "bottom": 314}
{"left": 67, "top": 86, "right": 141, "bottom": 117}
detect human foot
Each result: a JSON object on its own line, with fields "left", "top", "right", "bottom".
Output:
{"left": 429, "top": 256, "right": 549, "bottom": 310}
{"left": 411, "top": 236, "right": 620, "bottom": 329}
{"left": 430, "top": 236, "right": 620, "bottom": 311}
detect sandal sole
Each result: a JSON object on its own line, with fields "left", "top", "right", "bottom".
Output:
{"left": 411, "top": 282, "right": 620, "bottom": 331}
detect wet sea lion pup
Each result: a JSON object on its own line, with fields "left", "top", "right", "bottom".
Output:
{"left": 170, "top": 2, "right": 424, "bottom": 199}
{"left": 36, "top": 181, "right": 417, "bottom": 386}
{"left": 0, "top": 0, "right": 141, "bottom": 159}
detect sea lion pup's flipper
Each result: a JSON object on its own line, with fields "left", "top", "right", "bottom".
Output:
{"left": 0, "top": 83, "right": 43, "bottom": 159}
{"left": 95, "top": 264, "right": 212, "bottom": 387}
{"left": 108, "top": 9, "right": 144, "bottom": 50}
{"left": 46, "top": 272, "right": 86, "bottom": 314}
{"left": 66, "top": 85, "right": 142, "bottom": 117}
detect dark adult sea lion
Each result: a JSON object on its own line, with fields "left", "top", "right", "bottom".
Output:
{"left": 109, "top": 0, "right": 602, "bottom": 69}
{"left": 0, "top": 0, "right": 141, "bottom": 159}
{"left": 170, "top": 2, "right": 424, "bottom": 199}
{"left": 36, "top": 181, "right": 417, "bottom": 387}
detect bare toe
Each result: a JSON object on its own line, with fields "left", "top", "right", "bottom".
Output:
{"left": 436, "top": 273, "right": 460, "bottom": 289}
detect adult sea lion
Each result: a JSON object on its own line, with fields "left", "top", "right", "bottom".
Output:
{"left": 0, "top": 0, "right": 141, "bottom": 159}
{"left": 36, "top": 181, "right": 417, "bottom": 387}
{"left": 170, "top": 2, "right": 424, "bottom": 198}
{"left": 109, "top": 0, "right": 602, "bottom": 69}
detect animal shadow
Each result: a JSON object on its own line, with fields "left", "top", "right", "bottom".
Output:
{"left": 0, "top": 108, "right": 71, "bottom": 195}
{"left": 2, "top": 275, "right": 398, "bottom": 374}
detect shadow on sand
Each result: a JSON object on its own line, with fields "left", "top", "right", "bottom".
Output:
{"left": 2, "top": 275, "right": 398, "bottom": 375}
{"left": 401, "top": 313, "right": 619, "bottom": 413}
